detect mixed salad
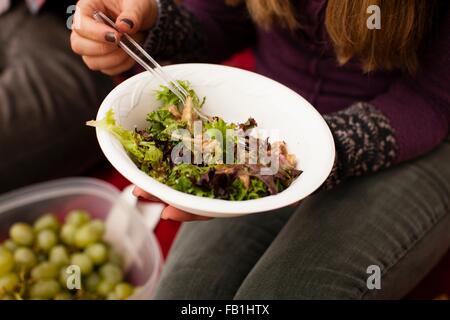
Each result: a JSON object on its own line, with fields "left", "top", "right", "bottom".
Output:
{"left": 88, "top": 81, "right": 301, "bottom": 200}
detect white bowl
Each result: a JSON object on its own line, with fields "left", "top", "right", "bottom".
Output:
{"left": 95, "top": 63, "right": 335, "bottom": 218}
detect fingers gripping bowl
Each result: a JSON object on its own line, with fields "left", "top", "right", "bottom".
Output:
{"left": 94, "top": 64, "right": 335, "bottom": 217}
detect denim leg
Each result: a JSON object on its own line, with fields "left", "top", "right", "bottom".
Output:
{"left": 154, "top": 206, "right": 295, "bottom": 299}
{"left": 234, "top": 142, "right": 450, "bottom": 299}
{"left": 0, "top": 4, "right": 114, "bottom": 193}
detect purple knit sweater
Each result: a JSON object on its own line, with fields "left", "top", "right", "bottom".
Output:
{"left": 145, "top": 0, "right": 450, "bottom": 186}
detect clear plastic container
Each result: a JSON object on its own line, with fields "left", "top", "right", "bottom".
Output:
{"left": 0, "top": 178, "right": 162, "bottom": 299}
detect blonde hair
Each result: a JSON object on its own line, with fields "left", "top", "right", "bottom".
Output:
{"left": 226, "top": 0, "right": 436, "bottom": 73}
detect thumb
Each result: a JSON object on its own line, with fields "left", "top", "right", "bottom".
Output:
{"left": 115, "top": 2, "right": 143, "bottom": 34}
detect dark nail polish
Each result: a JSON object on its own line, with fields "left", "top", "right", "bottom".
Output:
{"left": 105, "top": 32, "right": 116, "bottom": 43}
{"left": 121, "top": 18, "right": 134, "bottom": 29}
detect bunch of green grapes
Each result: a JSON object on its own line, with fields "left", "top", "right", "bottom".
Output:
{"left": 0, "top": 210, "right": 135, "bottom": 300}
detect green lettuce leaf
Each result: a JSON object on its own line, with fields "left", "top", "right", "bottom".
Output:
{"left": 156, "top": 80, "right": 205, "bottom": 108}
{"left": 87, "top": 109, "right": 163, "bottom": 169}
{"left": 246, "top": 178, "right": 269, "bottom": 200}
{"left": 146, "top": 108, "right": 187, "bottom": 141}
{"left": 165, "top": 164, "right": 213, "bottom": 197}
{"left": 229, "top": 179, "right": 247, "bottom": 201}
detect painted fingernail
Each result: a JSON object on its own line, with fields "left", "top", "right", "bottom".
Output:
{"left": 105, "top": 32, "right": 117, "bottom": 43}
{"left": 121, "top": 18, "right": 134, "bottom": 29}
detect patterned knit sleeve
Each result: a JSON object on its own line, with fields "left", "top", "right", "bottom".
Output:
{"left": 143, "top": 0, "right": 206, "bottom": 62}
{"left": 322, "top": 103, "right": 398, "bottom": 189}
{"left": 143, "top": 0, "right": 255, "bottom": 63}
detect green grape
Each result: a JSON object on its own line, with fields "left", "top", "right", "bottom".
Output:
{"left": 85, "top": 243, "right": 107, "bottom": 265}
{"left": 36, "top": 229, "right": 58, "bottom": 252}
{"left": 0, "top": 210, "right": 131, "bottom": 300}
{"left": 14, "top": 247, "right": 37, "bottom": 270}
{"left": 3, "top": 240, "right": 18, "bottom": 252}
{"left": 29, "top": 279, "right": 61, "bottom": 299}
{"left": 37, "top": 253, "right": 47, "bottom": 263}
{"left": 89, "top": 220, "right": 105, "bottom": 237}
{"left": 114, "top": 283, "right": 134, "bottom": 300}
{"left": 9, "top": 223, "right": 34, "bottom": 247}
{"left": 107, "top": 292, "right": 119, "bottom": 300}
{"left": 31, "top": 262, "right": 58, "bottom": 280}
{"left": 70, "top": 253, "right": 93, "bottom": 275}
{"left": 49, "top": 245, "right": 69, "bottom": 266}
{"left": 96, "top": 280, "right": 115, "bottom": 297}
{"left": 60, "top": 224, "right": 77, "bottom": 245}
{"left": 85, "top": 272, "right": 100, "bottom": 292}
{"left": 34, "top": 214, "right": 60, "bottom": 232}
{"left": 0, "top": 248, "right": 14, "bottom": 277}
{"left": 54, "top": 292, "right": 72, "bottom": 300}
{"left": 66, "top": 210, "right": 90, "bottom": 227}
{"left": 108, "top": 248, "right": 123, "bottom": 267}
{"left": 99, "top": 263, "right": 123, "bottom": 285}
{"left": 0, "top": 273, "right": 19, "bottom": 292}
{"left": 74, "top": 223, "right": 102, "bottom": 249}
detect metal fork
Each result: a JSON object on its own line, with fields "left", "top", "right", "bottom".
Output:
{"left": 93, "top": 11, "right": 210, "bottom": 121}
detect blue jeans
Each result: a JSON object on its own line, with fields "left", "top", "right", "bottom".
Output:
{"left": 0, "top": 3, "right": 113, "bottom": 193}
{"left": 154, "top": 141, "right": 450, "bottom": 299}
